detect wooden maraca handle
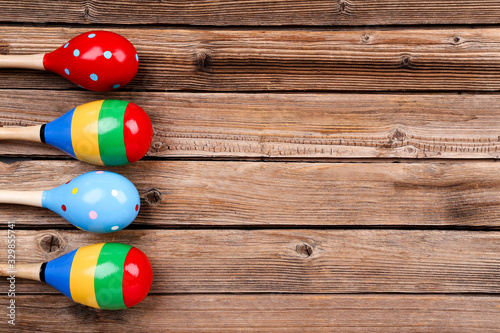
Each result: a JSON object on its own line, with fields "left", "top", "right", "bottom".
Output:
{"left": 0, "top": 125, "right": 42, "bottom": 142}
{"left": 0, "top": 53, "right": 45, "bottom": 70}
{"left": 0, "top": 263, "right": 42, "bottom": 281}
{"left": 0, "top": 190, "right": 44, "bottom": 207}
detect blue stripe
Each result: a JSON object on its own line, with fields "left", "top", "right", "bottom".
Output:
{"left": 44, "top": 108, "right": 76, "bottom": 158}
{"left": 44, "top": 248, "right": 77, "bottom": 300}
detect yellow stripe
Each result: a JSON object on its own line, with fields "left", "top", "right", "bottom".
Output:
{"left": 71, "top": 100, "right": 104, "bottom": 165}
{"left": 69, "top": 243, "right": 105, "bottom": 309}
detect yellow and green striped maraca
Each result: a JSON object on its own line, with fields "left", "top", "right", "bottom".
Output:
{"left": 0, "top": 243, "right": 154, "bottom": 310}
{"left": 41, "top": 100, "right": 153, "bottom": 166}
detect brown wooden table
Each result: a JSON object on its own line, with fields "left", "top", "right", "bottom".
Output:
{"left": 1, "top": 1, "right": 500, "bottom": 331}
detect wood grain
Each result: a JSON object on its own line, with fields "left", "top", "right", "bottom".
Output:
{"left": 2, "top": 160, "right": 500, "bottom": 227}
{"left": 3, "top": 27, "right": 500, "bottom": 91}
{"left": 2, "top": 1, "right": 500, "bottom": 26}
{"left": 3, "top": 1, "right": 500, "bottom": 331}
{"left": 2, "top": 90, "right": 500, "bottom": 159}
{"left": 3, "top": 229, "right": 500, "bottom": 294}
{"left": 3, "top": 294, "right": 500, "bottom": 332}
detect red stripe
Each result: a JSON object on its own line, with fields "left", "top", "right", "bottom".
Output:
{"left": 122, "top": 247, "right": 153, "bottom": 308}
{"left": 123, "top": 102, "right": 154, "bottom": 164}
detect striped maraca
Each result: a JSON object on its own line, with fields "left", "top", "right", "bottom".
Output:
{"left": 0, "top": 100, "right": 153, "bottom": 166}
{"left": 0, "top": 171, "right": 140, "bottom": 233}
{"left": 0, "top": 243, "right": 153, "bottom": 309}
{"left": 0, "top": 31, "right": 139, "bottom": 91}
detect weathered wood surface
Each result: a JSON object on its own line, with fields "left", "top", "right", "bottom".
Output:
{"left": 2, "top": 1, "right": 500, "bottom": 26}
{"left": 1, "top": 160, "right": 500, "bottom": 227}
{"left": 4, "top": 27, "right": 500, "bottom": 91}
{"left": 4, "top": 229, "right": 500, "bottom": 294}
{"left": 3, "top": 295, "right": 500, "bottom": 332}
{"left": 2, "top": 90, "right": 500, "bottom": 159}
{"left": 3, "top": 1, "right": 500, "bottom": 331}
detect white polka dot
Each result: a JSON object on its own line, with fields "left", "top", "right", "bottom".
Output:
{"left": 64, "top": 68, "right": 70, "bottom": 75}
{"left": 111, "top": 189, "right": 118, "bottom": 196}
{"left": 103, "top": 51, "right": 112, "bottom": 59}
{"left": 113, "top": 84, "right": 120, "bottom": 89}
{"left": 111, "top": 226, "right": 119, "bottom": 231}
{"left": 88, "top": 33, "right": 96, "bottom": 38}
{"left": 73, "top": 49, "right": 80, "bottom": 57}
{"left": 90, "top": 73, "right": 98, "bottom": 81}
{"left": 64, "top": 42, "right": 69, "bottom": 48}
{"left": 136, "top": 54, "right": 139, "bottom": 62}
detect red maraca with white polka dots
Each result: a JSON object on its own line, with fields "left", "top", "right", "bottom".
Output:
{"left": 0, "top": 31, "right": 139, "bottom": 91}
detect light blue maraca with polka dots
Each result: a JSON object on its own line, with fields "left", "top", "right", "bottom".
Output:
{"left": 0, "top": 171, "right": 140, "bottom": 233}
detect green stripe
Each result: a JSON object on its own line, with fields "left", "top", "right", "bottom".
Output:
{"left": 94, "top": 243, "right": 131, "bottom": 310}
{"left": 98, "top": 100, "right": 129, "bottom": 166}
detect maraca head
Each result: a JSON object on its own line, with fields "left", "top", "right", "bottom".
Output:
{"left": 42, "top": 171, "right": 140, "bottom": 233}
{"left": 42, "top": 243, "right": 153, "bottom": 310}
{"left": 43, "top": 31, "right": 139, "bottom": 91}
{"left": 42, "top": 100, "right": 153, "bottom": 166}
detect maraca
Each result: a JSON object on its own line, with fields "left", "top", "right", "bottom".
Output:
{"left": 0, "top": 243, "right": 153, "bottom": 309}
{"left": 0, "top": 31, "right": 139, "bottom": 91}
{"left": 0, "top": 171, "right": 140, "bottom": 233}
{"left": 0, "top": 99, "right": 153, "bottom": 166}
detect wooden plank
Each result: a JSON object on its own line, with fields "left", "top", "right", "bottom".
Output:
{"left": 2, "top": 90, "right": 500, "bottom": 159}
{"left": 3, "top": 27, "right": 500, "bottom": 92}
{"left": 3, "top": 229, "right": 500, "bottom": 294}
{"left": 3, "top": 294, "right": 500, "bottom": 332}
{"left": 3, "top": 1, "right": 500, "bottom": 26}
{"left": 2, "top": 160, "right": 500, "bottom": 227}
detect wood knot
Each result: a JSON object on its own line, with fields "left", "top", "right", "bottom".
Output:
{"left": 195, "top": 52, "right": 212, "bottom": 72}
{"left": 339, "top": 0, "right": 349, "bottom": 14}
{"left": 82, "top": 3, "right": 92, "bottom": 22}
{"left": 152, "top": 141, "right": 163, "bottom": 151}
{"left": 296, "top": 243, "right": 313, "bottom": 257}
{"left": 393, "top": 128, "right": 407, "bottom": 141}
{"left": 400, "top": 55, "right": 411, "bottom": 68}
{"left": 452, "top": 36, "right": 462, "bottom": 45}
{"left": 0, "top": 41, "right": 9, "bottom": 55}
{"left": 361, "top": 34, "right": 371, "bottom": 43}
{"left": 145, "top": 188, "right": 162, "bottom": 206}
{"left": 38, "top": 234, "right": 63, "bottom": 253}
{"left": 403, "top": 145, "right": 417, "bottom": 156}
